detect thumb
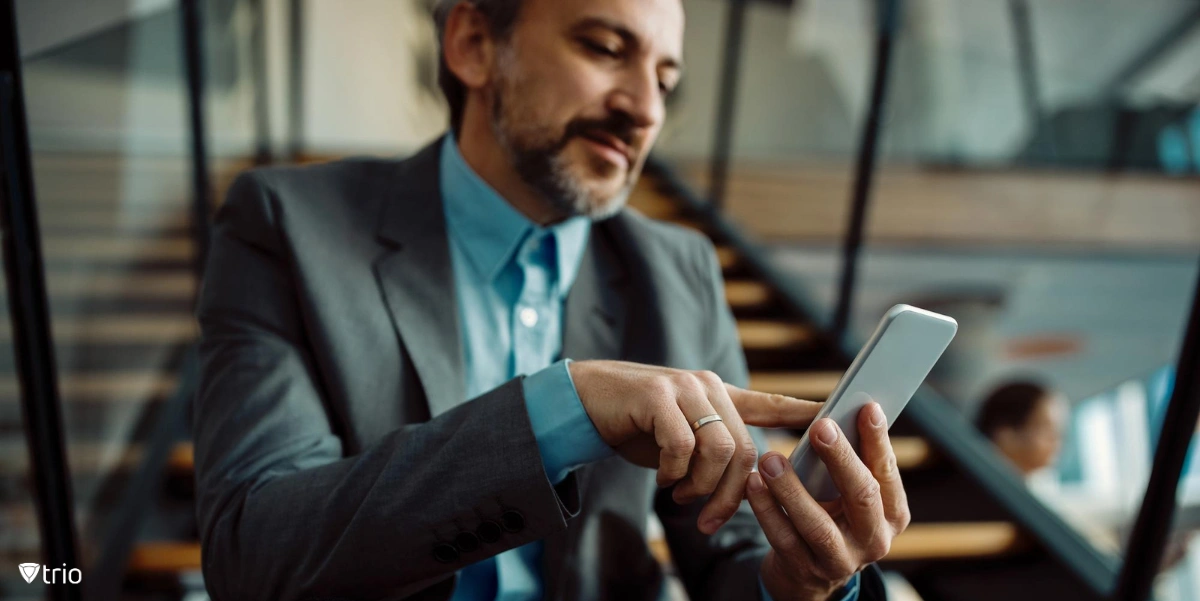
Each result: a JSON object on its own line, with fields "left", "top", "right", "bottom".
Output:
{"left": 725, "top": 383, "right": 824, "bottom": 428}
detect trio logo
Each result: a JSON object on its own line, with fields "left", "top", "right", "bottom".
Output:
{"left": 18, "top": 562, "right": 82, "bottom": 584}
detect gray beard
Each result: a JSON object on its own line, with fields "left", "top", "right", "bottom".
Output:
{"left": 490, "top": 80, "right": 632, "bottom": 221}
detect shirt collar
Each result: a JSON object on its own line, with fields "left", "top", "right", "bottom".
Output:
{"left": 439, "top": 136, "right": 590, "bottom": 294}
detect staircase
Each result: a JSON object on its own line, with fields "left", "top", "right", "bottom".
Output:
{"left": 1, "top": 156, "right": 1112, "bottom": 600}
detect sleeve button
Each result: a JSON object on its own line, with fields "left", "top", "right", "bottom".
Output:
{"left": 476, "top": 520, "right": 503, "bottom": 543}
{"left": 433, "top": 543, "right": 459, "bottom": 563}
{"left": 500, "top": 510, "right": 525, "bottom": 533}
{"left": 455, "top": 531, "right": 480, "bottom": 553}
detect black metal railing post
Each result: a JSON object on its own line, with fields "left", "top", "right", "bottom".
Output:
{"left": 831, "top": 0, "right": 900, "bottom": 344}
{"left": 288, "top": 0, "right": 304, "bottom": 161}
{"left": 182, "top": 0, "right": 213, "bottom": 281}
{"left": 707, "top": 0, "right": 747, "bottom": 212}
{"left": 1008, "top": 0, "right": 1055, "bottom": 163}
{"left": 0, "top": 1, "right": 82, "bottom": 599}
{"left": 1114, "top": 263, "right": 1200, "bottom": 601}
{"left": 251, "top": 0, "right": 272, "bottom": 165}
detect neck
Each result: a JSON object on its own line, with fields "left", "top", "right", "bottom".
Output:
{"left": 455, "top": 109, "right": 567, "bottom": 227}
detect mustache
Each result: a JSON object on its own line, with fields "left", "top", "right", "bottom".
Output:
{"left": 562, "top": 112, "right": 638, "bottom": 151}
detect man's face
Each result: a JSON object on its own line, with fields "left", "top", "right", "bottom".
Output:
{"left": 487, "top": 0, "right": 684, "bottom": 219}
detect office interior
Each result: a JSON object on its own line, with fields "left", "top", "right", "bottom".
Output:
{"left": 0, "top": 0, "right": 1199, "bottom": 600}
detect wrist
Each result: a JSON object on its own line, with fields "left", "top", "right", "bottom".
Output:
{"left": 761, "top": 555, "right": 849, "bottom": 601}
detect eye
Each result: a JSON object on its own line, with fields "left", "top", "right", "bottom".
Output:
{"left": 582, "top": 38, "right": 620, "bottom": 58}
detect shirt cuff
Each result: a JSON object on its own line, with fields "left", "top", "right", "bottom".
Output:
{"left": 759, "top": 572, "right": 860, "bottom": 601}
{"left": 522, "top": 359, "right": 614, "bottom": 484}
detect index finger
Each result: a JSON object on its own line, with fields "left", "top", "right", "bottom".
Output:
{"left": 726, "top": 383, "right": 824, "bottom": 429}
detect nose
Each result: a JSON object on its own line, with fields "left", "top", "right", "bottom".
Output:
{"left": 606, "top": 66, "right": 663, "bottom": 131}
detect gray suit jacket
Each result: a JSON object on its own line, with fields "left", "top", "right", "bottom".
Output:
{"left": 193, "top": 138, "right": 886, "bottom": 601}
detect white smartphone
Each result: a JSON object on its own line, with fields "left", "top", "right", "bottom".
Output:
{"left": 788, "top": 304, "right": 958, "bottom": 502}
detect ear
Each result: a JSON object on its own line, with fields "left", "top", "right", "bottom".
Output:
{"left": 442, "top": 3, "right": 498, "bottom": 91}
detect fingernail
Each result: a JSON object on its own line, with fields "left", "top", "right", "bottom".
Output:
{"left": 870, "top": 403, "right": 886, "bottom": 428}
{"left": 815, "top": 420, "right": 837, "bottom": 446}
{"left": 762, "top": 454, "right": 785, "bottom": 479}
{"left": 702, "top": 518, "right": 723, "bottom": 533}
{"left": 747, "top": 471, "right": 765, "bottom": 493}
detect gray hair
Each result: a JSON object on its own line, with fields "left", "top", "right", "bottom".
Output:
{"left": 433, "top": 0, "right": 526, "bottom": 131}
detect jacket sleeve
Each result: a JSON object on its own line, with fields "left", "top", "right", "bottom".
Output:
{"left": 656, "top": 236, "right": 889, "bottom": 601}
{"left": 193, "top": 171, "right": 579, "bottom": 601}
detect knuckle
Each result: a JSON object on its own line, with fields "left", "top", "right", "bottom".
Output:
{"left": 875, "top": 452, "right": 899, "bottom": 480}
{"left": 803, "top": 523, "right": 840, "bottom": 551}
{"left": 894, "top": 506, "right": 912, "bottom": 532}
{"left": 708, "top": 432, "right": 737, "bottom": 462}
{"left": 776, "top": 481, "right": 808, "bottom": 509}
{"left": 647, "top": 377, "right": 676, "bottom": 406}
{"left": 736, "top": 443, "right": 759, "bottom": 471}
{"left": 866, "top": 532, "right": 892, "bottom": 561}
{"left": 664, "top": 434, "right": 696, "bottom": 459}
{"left": 694, "top": 370, "right": 723, "bottom": 388}
{"left": 852, "top": 479, "right": 882, "bottom": 510}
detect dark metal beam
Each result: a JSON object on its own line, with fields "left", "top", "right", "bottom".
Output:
{"left": 288, "top": 0, "right": 304, "bottom": 161}
{"left": 251, "top": 0, "right": 272, "bottom": 165}
{"left": 182, "top": 0, "right": 213, "bottom": 282}
{"left": 707, "top": 0, "right": 747, "bottom": 212}
{"left": 831, "top": 0, "right": 900, "bottom": 345}
{"left": 1102, "top": 3, "right": 1200, "bottom": 99}
{"left": 1008, "top": 0, "right": 1056, "bottom": 163}
{"left": 0, "top": 1, "right": 82, "bottom": 599}
{"left": 1114, "top": 262, "right": 1200, "bottom": 601}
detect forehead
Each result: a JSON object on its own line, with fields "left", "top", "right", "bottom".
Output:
{"left": 518, "top": 0, "right": 685, "bottom": 57}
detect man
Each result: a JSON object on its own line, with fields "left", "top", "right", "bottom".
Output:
{"left": 192, "top": 0, "right": 909, "bottom": 599}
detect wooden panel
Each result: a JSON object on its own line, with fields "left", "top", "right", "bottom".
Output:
{"left": 679, "top": 162, "right": 1200, "bottom": 250}
{"left": 737, "top": 320, "right": 814, "bottom": 350}
{"left": 749, "top": 371, "right": 842, "bottom": 400}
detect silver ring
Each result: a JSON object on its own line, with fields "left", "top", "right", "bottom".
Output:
{"left": 691, "top": 414, "right": 723, "bottom": 432}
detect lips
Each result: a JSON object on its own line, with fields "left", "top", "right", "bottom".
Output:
{"left": 579, "top": 130, "right": 634, "bottom": 166}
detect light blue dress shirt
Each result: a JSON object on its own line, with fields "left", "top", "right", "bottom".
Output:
{"left": 439, "top": 136, "right": 858, "bottom": 601}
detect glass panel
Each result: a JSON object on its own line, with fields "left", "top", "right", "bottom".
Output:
{"left": 653, "top": 0, "right": 867, "bottom": 326}
{"left": 0, "top": 286, "right": 45, "bottom": 598}
{"left": 12, "top": 0, "right": 227, "bottom": 585}
{"left": 841, "top": 0, "right": 1200, "bottom": 580}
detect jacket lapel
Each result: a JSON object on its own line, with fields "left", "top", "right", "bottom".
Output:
{"left": 373, "top": 139, "right": 467, "bottom": 418}
{"left": 562, "top": 221, "right": 628, "bottom": 362}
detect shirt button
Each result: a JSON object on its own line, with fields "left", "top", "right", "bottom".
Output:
{"left": 519, "top": 307, "right": 539, "bottom": 328}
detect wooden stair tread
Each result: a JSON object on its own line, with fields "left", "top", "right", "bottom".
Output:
{"left": 128, "top": 541, "right": 202, "bottom": 574}
{"left": 0, "top": 370, "right": 178, "bottom": 402}
{"left": 716, "top": 247, "right": 738, "bottom": 271}
{"left": 0, "top": 273, "right": 195, "bottom": 299}
{"left": 40, "top": 237, "right": 193, "bottom": 262}
{"left": 737, "top": 320, "right": 814, "bottom": 350}
{"left": 647, "top": 522, "right": 1025, "bottom": 567}
{"left": 886, "top": 522, "right": 1028, "bottom": 561}
{"left": 0, "top": 314, "right": 196, "bottom": 344}
{"left": 765, "top": 432, "right": 935, "bottom": 470}
{"left": 749, "top": 371, "right": 842, "bottom": 400}
{"left": 725, "top": 280, "right": 772, "bottom": 309}
{"left": 0, "top": 440, "right": 194, "bottom": 474}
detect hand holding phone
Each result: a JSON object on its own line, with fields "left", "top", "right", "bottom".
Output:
{"left": 789, "top": 304, "right": 957, "bottom": 501}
